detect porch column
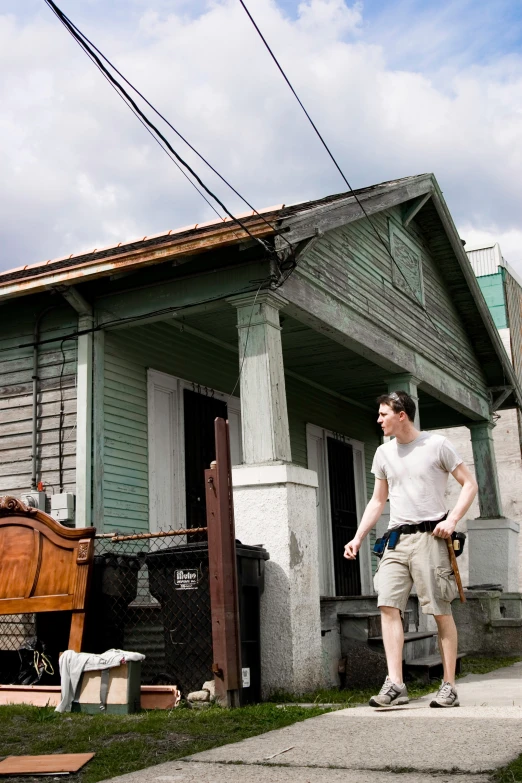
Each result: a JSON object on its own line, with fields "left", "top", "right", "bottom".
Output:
{"left": 469, "top": 421, "right": 502, "bottom": 518}
{"left": 228, "top": 292, "right": 324, "bottom": 696}
{"left": 229, "top": 291, "right": 291, "bottom": 464}
{"left": 75, "top": 315, "right": 93, "bottom": 528}
{"left": 386, "top": 373, "right": 421, "bottom": 429}
{"left": 467, "top": 420, "right": 519, "bottom": 591}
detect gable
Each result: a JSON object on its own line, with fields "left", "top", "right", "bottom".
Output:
{"left": 294, "top": 202, "right": 488, "bottom": 400}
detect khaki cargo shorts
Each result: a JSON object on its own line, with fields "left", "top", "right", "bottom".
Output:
{"left": 374, "top": 530, "right": 459, "bottom": 616}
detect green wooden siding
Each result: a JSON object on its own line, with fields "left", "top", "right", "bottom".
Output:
{"left": 102, "top": 321, "right": 379, "bottom": 533}
{"left": 102, "top": 323, "right": 240, "bottom": 533}
{"left": 103, "top": 340, "right": 149, "bottom": 534}
{"left": 477, "top": 272, "right": 508, "bottom": 330}
{"left": 0, "top": 298, "right": 77, "bottom": 502}
{"left": 298, "top": 206, "right": 488, "bottom": 396}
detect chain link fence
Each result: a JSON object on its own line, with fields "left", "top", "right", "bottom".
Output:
{"left": 0, "top": 529, "right": 213, "bottom": 697}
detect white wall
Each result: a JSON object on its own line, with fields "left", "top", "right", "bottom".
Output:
{"left": 435, "top": 407, "right": 522, "bottom": 591}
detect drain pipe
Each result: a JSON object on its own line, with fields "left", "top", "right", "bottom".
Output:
{"left": 31, "top": 307, "right": 56, "bottom": 490}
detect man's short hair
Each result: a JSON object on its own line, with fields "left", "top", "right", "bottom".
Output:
{"left": 377, "top": 390, "right": 416, "bottom": 423}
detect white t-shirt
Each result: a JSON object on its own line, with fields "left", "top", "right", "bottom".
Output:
{"left": 371, "top": 431, "right": 463, "bottom": 529}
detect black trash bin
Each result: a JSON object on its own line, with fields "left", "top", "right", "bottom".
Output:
{"left": 146, "top": 541, "right": 269, "bottom": 701}
{"left": 84, "top": 553, "right": 142, "bottom": 653}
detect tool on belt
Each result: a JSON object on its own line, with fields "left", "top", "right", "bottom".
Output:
{"left": 446, "top": 537, "right": 466, "bottom": 603}
{"left": 372, "top": 514, "right": 467, "bottom": 604}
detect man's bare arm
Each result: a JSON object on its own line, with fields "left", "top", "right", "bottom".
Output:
{"left": 344, "top": 478, "right": 389, "bottom": 560}
{"left": 433, "top": 462, "right": 478, "bottom": 540}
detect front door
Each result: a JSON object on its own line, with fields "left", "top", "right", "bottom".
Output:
{"left": 327, "top": 437, "right": 361, "bottom": 596}
{"left": 183, "top": 389, "right": 227, "bottom": 531}
{"left": 147, "top": 370, "right": 241, "bottom": 533}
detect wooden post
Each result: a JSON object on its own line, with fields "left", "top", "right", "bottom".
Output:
{"left": 468, "top": 420, "right": 503, "bottom": 518}
{"left": 227, "top": 291, "right": 291, "bottom": 464}
{"left": 206, "top": 418, "right": 241, "bottom": 707}
{"left": 386, "top": 373, "right": 421, "bottom": 429}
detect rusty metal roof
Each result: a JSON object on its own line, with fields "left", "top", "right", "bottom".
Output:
{"left": 0, "top": 175, "right": 423, "bottom": 293}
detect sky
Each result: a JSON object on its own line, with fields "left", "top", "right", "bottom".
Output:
{"left": 1, "top": 0, "right": 522, "bottom": 274}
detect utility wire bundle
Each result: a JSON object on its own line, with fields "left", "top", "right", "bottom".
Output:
{"left": 43, "top": 0, "right": 473, "bottom": 385}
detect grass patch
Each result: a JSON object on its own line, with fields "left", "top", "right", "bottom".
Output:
{"left": 494, "top": 753, "right": 522, "bottom": 783}
{"left": 0, "top": 702, "right": 328, "bottom": 783}
{"left": 272, "top": 655, "right": 522, "bottom": 705}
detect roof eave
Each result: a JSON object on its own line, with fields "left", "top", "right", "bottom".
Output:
{"left": 430, "top": 182, "right": 522, "bottom": 412}
{"left": 0, "top": 219, "right": 277, "bottom": 302}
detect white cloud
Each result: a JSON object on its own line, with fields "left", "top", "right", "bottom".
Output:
{"left": 0, "top": 0, "right": 521, "bottom": 276}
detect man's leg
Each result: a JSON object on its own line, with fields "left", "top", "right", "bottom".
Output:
{"left": 434, "top": 613, "right": 458, "bottom": 685}
{"left": 380, "top": 606, "right": 404, "bottom": 684}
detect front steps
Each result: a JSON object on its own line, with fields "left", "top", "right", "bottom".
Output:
{"left": 321, "top": 595, "right": 454, "bottom": 689}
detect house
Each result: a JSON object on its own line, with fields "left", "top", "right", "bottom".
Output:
{"left": 436, "top": 243, "right": 522, "bottom": 591}
{"left": 1, "top": 173, "right": 521, "bottom": 695}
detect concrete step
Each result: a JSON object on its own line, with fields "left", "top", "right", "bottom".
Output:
{"left": 368, "top": 631, "right": 439, "bottom": 662}
{"left": 404, "top": 651, "right": 467, "bottom": 683}
{"left": 339, "top": 610, "right": 414, "bottom": 644}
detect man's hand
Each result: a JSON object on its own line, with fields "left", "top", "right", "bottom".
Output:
{"left": 344, "top": 539, "right": 361, "bottom": 560}
{"left": 432, "top": 519, "right": 456, "bottom": 540}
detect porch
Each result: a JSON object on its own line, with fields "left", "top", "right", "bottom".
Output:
{"left": 89, "top": 283, "right": 510, "bottom": 694}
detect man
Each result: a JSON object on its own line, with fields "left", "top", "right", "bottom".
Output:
{"left": 344, "top": 390, "right": 478, "bottom": 708}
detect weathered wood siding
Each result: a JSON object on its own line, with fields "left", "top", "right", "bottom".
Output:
{"left": 0, "top": 300, "right": 77, "bottom": 502}
{"left": 298, "top": 206, "right": 488, "bottom": 395}
{"left": 102, "top": 323, "right": 240, "bottom": 534}
{"left": 102, "top": 321, "right": 379, "bottom": 533}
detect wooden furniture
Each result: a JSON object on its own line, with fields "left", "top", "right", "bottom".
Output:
{"left": 0, "top": 496, "right": 95, "bottom": 652}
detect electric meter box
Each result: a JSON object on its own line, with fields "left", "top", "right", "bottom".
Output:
{"left": 21, "top": 492, "right": 47, "bottom": 511}
{"left": 51, "top": 492, "right": 75, "bottom": 524}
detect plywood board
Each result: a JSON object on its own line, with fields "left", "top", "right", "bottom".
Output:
{"left": 0, "top": 753, "right": 94, "bottom": 775}
{"left": 0, "top": 684, "right": 180, "bottom": 709}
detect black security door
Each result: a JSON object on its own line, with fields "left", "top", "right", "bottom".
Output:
{"left": 327, "top": 437, "right": 361, "bottom": 596}
{"left": 184, "top": 389, "right": 227, "bottom": 532}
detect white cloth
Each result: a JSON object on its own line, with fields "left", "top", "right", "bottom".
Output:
{"left": 371, "top": 432, "right": 462, "bottom": 529}
{"left": 56, "top": 648, "right": 145, "bottom": 712}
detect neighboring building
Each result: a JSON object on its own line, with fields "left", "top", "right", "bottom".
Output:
{"left": 436, "top": 243, "right": 522, "bottom": 592}
{"left": 0, "top": 174, "right": 520, "bottom": 694}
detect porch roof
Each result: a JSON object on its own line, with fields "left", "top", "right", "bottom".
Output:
{"left": 1, "top": 172, "right": 520, "bottom": 413}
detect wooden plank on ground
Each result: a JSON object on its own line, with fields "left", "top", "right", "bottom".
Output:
{"left": 0, "top": 753, "right": 95, "bottom": 775}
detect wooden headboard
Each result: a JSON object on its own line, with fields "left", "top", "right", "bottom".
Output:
{"left": 0, "top": 496, "right": 96, "bottom": 652}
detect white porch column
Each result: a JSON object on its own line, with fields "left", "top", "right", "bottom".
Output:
{"left": 228, "top": 291, "right": 291, "bottom": 464}
{"left": 386, "top": 373, "right": 421, "bottom": 429}
{"left": 59, "top": 286, "right": 93, "bottom": 529}
{"left": 228, "top": 292, "right": 324, "bottom": 696}
{"left": 467, "top": 420, "right": 519, "bottom": 591}
{"left": 75, "top": 314, "right": 93, "bottom": 528}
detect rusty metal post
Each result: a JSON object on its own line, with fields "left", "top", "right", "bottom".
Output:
{"left": 206, "top": 417, "right": 241, "bottom": 707}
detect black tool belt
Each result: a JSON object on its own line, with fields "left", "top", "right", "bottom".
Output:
{"left": 373, "top": 514, "right": 449, "bottom": 559}
{"left": 394, "top": 514, "right": 448, "bottom": 535}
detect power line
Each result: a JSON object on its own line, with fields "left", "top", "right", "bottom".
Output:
{"left": 44, "top": 0, "right": 279, "bottom": 261}
{"left": 237, "top": 0, "right": 482, "bottom": 389}
{"left": 43, "top": 0, "right": 294, "bottom": 260}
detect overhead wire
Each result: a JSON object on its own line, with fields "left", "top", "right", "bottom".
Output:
{"left": 43, "top": 0, "right": 282, "bottom": 262}
{"left": 43, "top": 0, "right": 295, "bottom": 262}
{"left": 237, "top": 0, "right": 482, "bottom": 389}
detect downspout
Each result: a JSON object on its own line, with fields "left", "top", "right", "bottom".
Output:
{"left": 32, "top": 307, "right": 56, "bottom": 490}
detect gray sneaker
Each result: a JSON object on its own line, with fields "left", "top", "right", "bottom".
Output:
{"left": 369, "top": 677, "right": 409, "bottom": 707}
{"left": 430, "top": 681, "right": 460, "bottom": 708}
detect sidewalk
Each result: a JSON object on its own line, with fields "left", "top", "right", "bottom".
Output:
{"left": 105, "top": 662, "right": 522, "bottom": 783}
